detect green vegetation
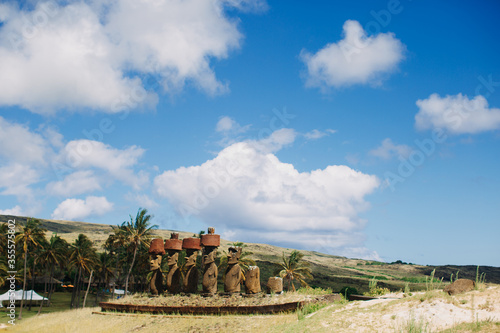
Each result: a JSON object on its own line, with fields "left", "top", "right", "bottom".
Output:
{"left": 339, "top": 286, "right": 358, "bottom": 298}
{"left": 394, "top": 312, "right": 431, "bottom": 333}
{"left": 475, "top": 266, "right": 486, "bottom": 290}
{"left": 15, "top": 218, "right": 46, "bottom": 319}
{"left": 0, "top": 291, "right": 111, "bottom": 324}
{"left": 115, "top": 208, "right": 157, "bottom": 294}
{"left": 425, "top": 269, "right": 444, "bottom": 291}
{"left": 297, "top": 301, "right": 329, "bottom": 320}
{"left": 364, "top": 276, "right": 390, "bottom": 296}
{"left": 440, "top": 320, "right": 500, "bottom": 332}
{"left": 276, "top": 250, "right": 313, "bottom": 291}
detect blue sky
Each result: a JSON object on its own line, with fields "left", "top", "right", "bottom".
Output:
{"left": 1, "top": 0, "right": 499, "bottom": 266}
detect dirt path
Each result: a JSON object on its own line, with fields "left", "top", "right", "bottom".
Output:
{"left": 319, "top": 285, "right": 500, "bottom": 332}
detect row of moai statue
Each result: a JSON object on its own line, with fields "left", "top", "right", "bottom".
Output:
{"left": 148, "top": 227, "right": 269, "bottom": 296}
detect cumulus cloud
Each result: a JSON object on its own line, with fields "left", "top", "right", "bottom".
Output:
{"left": 369, "top": 138, "right": 411, "bottom": 160}
{"left": 215, "top": 116, "right": 251, "bottom": 147}
{"left": 304, "top": 129, "right": 336, "bottom": 140}
{"left": 0, "top": 163, "right": 39, "bottom": 197}
{"left": 125, "top": 193, "right": 159, "bottom": 209}
{"left": 0, "top": 205, "right": 24, "bottom": 216}
{"left": 247, "top": 128, "right": 297, "bottom": 153}
{"left": 154, "top": 131, "right": 380, "bottom": 257}
{"left": 415, "top": 93, "right": 500, "bottom": 134}
{"left": 0, "top": 0, "right": 255, "bottom": 114}
{"left": 46, "top": 170, "right": 102, "bottom": 196}
{"left": 0, "top": 116, "right": 52, "bottom": 165}
{"left": 300, "top": 20, "right": 405, "bottom": 89}
{"left": 59, "top": 140, "right": 148, "bottom": 189}
{"left": 0, "top": 116, "right": 149, "bottom": 216}
{"left": 52, "top": 196, "right": 113, "bottom": 220}
{"left": 215, "top": 116, "right": 250, "bottom": 133}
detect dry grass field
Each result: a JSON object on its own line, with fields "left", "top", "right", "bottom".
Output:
{"left": 3, "top": 286, "right": 500, "bottom": 332}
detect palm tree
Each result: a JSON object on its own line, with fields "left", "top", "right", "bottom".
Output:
{"left": 0, "top": 223, "right": 7, "bottom": 249}
{"left": 276, "top": 250, "right": 313, "bottom": 292}
{"left": 120, "top": 208, "right": 157, "bottom": 295}
{"left": 0, "top": 256, "right": 8, "bottom": 288}
{"left": 94, "top": 251, "right": 115, "bottom": 305}
{"left": 15, "top": 218, "right": 46, "bottom": 320}
{"left": 36, "top": 234, "right": 68, "bottom": 314}
{"left": 69, "top": 234, "right": 97, "bottom": 309}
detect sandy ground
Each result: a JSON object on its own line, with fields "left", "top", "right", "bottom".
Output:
{"left": 316, "top": 285, "right": 500, "bottom": 332}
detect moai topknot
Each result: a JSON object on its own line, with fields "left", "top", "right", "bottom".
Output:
{"left": 201, "top": 227, "right": 220, "bottom": 295}
{"left": 245, "top": 266, "right": 261, "bottom": 294}
{"left": 164, "top": 233, "right": 182, "bottom": 294}
{"left": 224, "top": 247, "right": 242, "bottom": 293}
{"left": 148, "top": 238, "right": 165, "bottom": 296}
{"left": 182, "top": 237, "right": 201, "bottom": 293}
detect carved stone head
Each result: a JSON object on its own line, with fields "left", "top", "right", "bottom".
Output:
{"left": 167, "top": 250, "right": 179, "bottom": 266}
{"left": 227, "top": 247, "right": 242, "bottom": 265}
{"left": 149, "top": 254, "right": 162, "bottom": 271}
{"left": 185, "top": 249, "right": 198, "bottom": 266}
{"left": 203, "top": 246, "right": 217, "bottom": 265}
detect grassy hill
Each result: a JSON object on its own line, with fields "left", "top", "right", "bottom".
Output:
{"left": 2, "top": 214, "right": 499, "bottom": 294}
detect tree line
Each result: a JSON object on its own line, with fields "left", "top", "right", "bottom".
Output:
{"left": 1, "top": 207, "right": 313, "bottom": 319}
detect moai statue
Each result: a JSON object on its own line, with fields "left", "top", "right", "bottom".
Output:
{"left": 182, "top": 237, "right": 201, "bottom": 293}
{"left": 164, "top": 233, "right": 182, "bottom": 294}
{"left": 266, "top": 277, "right": 283, "bottom": 294}
{"left": 245, "top": 266, "right": 261, "bottom": 294}
{"left": 148, "top": 238, "right": 165, "bottom": 296}
{"left": 201, "top": 227, "right": 220, "bottom": 295}
{"left": 224, "top": 247, "right": 242, "bottom": 293}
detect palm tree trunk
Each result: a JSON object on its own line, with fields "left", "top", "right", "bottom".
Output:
{"left": 76, "top": 268, "right": 82, "bottom": 308}
{"left": 37, "top": 269, "right": 48, "bottom": 315}
{"left": 48, "top": 265, "right": 55, "bottom": 302}
{"left": 83, "top": 270, "right": 93, "bottom": 308}
{"left": 94, "top": 279, "right": 100, "bottom": 306}
{"left": 112, "top": 251, "right": 119, "bottom": 300}
{"left": 19, "top": 250, "right": 28, "bottom": 320}
{"left": 124, "top": 245, "right": 138, "bottom": 295}
{"left": 29, "top": 259, "right": 36, "bottom": 310}
{"left": 70, "top": 267, "right": 79, "bottom": 309}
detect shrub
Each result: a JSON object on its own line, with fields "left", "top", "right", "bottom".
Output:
{"left": 339, "top": 286, "right": 358, "bottom": 299}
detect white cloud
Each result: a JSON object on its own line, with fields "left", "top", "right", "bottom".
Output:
{"left": 0, "top": 0, "right": 255, "bottom": 114}
{"left": 125, "top": 193, "right": 159, "bottom": 209}
{"left": 247, "top": 128, "right": 297, "bottom": 153}
{"left": 415, "top": 93, "right": 500, "bottom": 134}
{"left": 215, "top": 116, "right": 251, "bottom": 147}
{"left": 51, "top": 196, "right": 113, "bottom": 221}
{"left": 0, "top": 163, "right": 39, "bottom": 197}
{"left": 216, "top": 116, "right": 239, "bottom": 132}
{"left": 304, "top": 129, "right": 336, "bottom": 140}
{"left": 59, "top": 140, "right": 148, "bottom": 189}
{"left": 154, "top": 131, "right": 380, "bottom": 256}
{"left": 46, "top": 170, "right": 102, "bottom": 196}
{"left": 0, "top": 2, "right": 150, "bottom": 114}
{"left": 300, "top": 20, "right": 405, "bottom": 89}
{"left": 0, "top": 205, "right": 24, "bottom": 216}
{"left": 0, "top": 116, "right": 51, "bottom": 165}
{"left": 369, "top": 138, "right": 411, "bottom": 160}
